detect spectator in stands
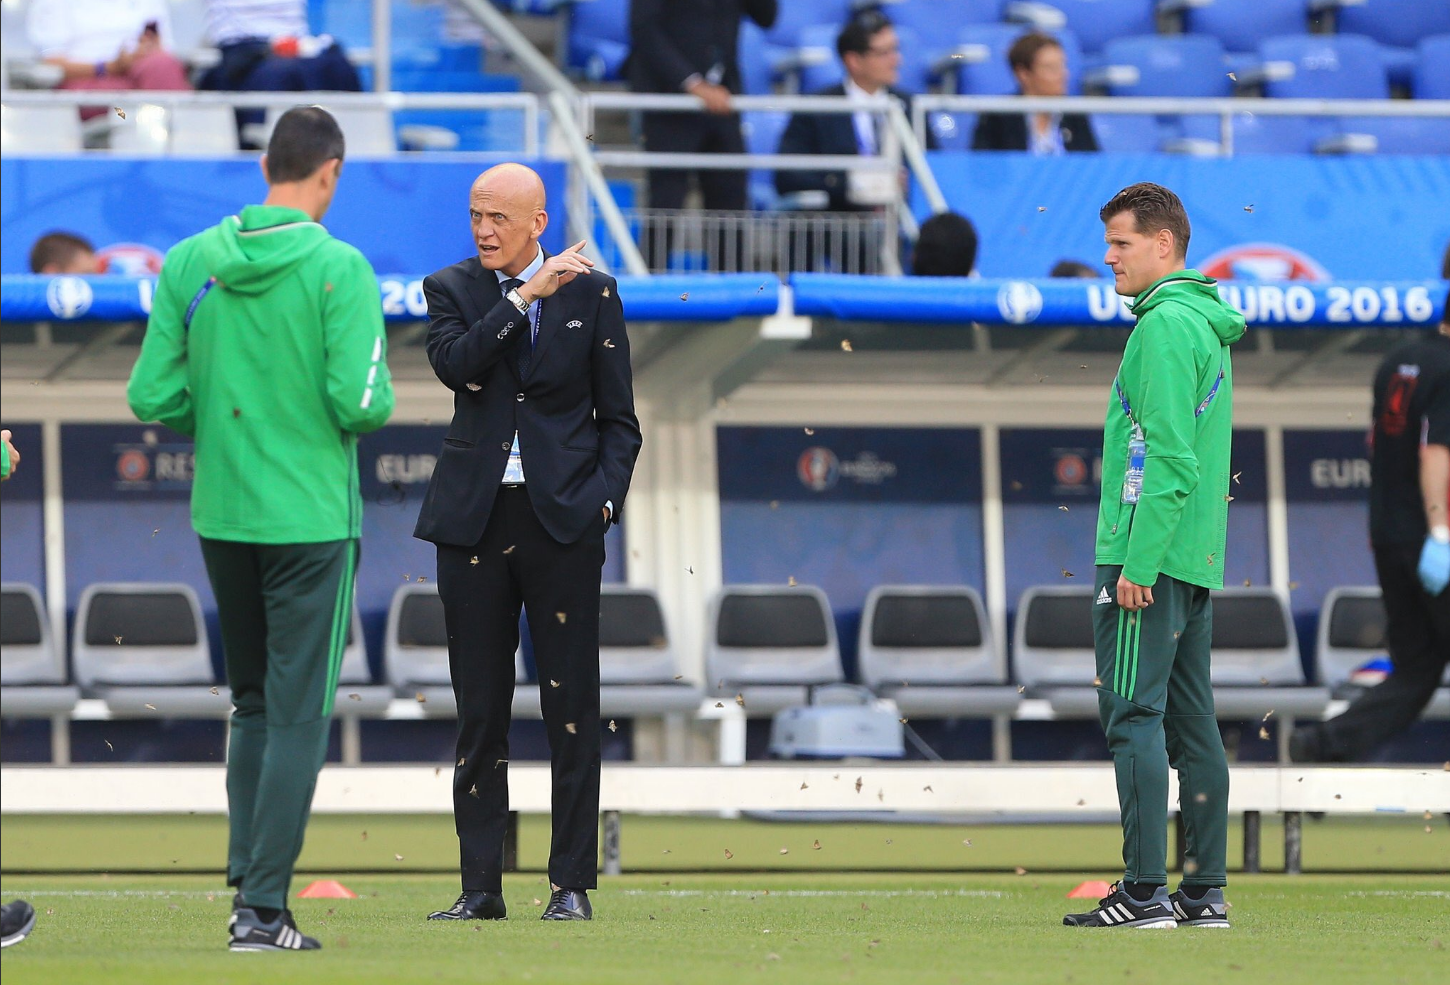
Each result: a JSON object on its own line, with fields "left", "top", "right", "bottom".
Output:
{"left": 775, "top": 8, "right": 935, "bottom": 213}
{"left": 971, "top": 32, "right": 1096, "bottom": 153}
{"left": 1050, "top": 259, "right": 1099, "bottom": 278}
{"left": 26, "top": 0, "right": 191, "bottom": 99}
{"left": 199, "top": 1, "right": 363, "bottom": 147}
{"left": 28, "top": 232, "right": 100, "bottom": 275}
{"left": 627, "top": 0, "right": 778, "bottom": 268}
{"left": 911, "top": 211, "right": 977, "bottom": 277}
{"left": 199, "top": 1, "right": 361, "bottom": 100}
{"left": 1291, "top": 290, "right": 1450, "bottom": 763}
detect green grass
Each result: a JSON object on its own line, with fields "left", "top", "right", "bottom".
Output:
{"left": 2, "top": 816, "right": 1447, "bottom": 984}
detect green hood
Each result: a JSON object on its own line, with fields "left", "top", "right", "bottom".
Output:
{"left": 1130, "top": 270, "right": 1246, "bottom": 346}
{"left": 210, "top": 205, "right": 330, "bottom": 295}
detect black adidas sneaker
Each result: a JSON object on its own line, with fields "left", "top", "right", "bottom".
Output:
{"left": 1063, "top": 883, "right": 1176, "bottom": 929}
{"left": 229, "top": 907, "right": 321, "bottom": 951}
{"left": 1170, "top": 887, "right": 1231, "bottom": 928}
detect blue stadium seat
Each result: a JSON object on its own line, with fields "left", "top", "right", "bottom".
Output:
{"left": 1006, "top": 0, "right": 1155, "bottom": 54}
{"left": 738, "top": 18, "right": 783, "bottom": 94}
{"left": 1180, "top": 0, "right": 1309, "bottom": 55}
{"left": 1415, "top": 34, "right": 1450, "bottom": 98}
{"left": 886, "top": 0, "right": 1004, "bottom": 40}
{"left": 765, "top": 0, "right": 853, "bottom": 48}
{"left": 1097, "top": 35, "right": 1231, "bottom": 97}
{"left": 1336, "top": 0, "right": 1450, "bottom": 51}
{"left": 1337, "top": 116, "right": 1450, "bottom": 154}
{"left": 793, "top": 24, "right": 847, "bottom": 93}
{"left": 1258, "top": 34, "right": 1388, "bottom": 99}
{"left": 566, "top": 0, "right": 630, "bottom": 81}
{"left": 742, "top": 110, "right": 793, "bottom": 209}
{"left": 1091, "top": 113, "right": 1171, "bottom": 153}
{"left": 1229, "top": 111, "right": 1319, "bottom": 153}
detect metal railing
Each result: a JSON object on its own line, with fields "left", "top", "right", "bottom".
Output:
{"left": 911, "top": 94, "right": 1450, "bottom": 156}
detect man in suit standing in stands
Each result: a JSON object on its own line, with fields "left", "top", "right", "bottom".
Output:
{"left": 628, "top": 0, "right": 778, "bottom": 268}
{"left": 972, "top": 32, "right": 1097, "bottom": 153}
{"left": 416, "top": 164, "right": 641, "bottom": 923}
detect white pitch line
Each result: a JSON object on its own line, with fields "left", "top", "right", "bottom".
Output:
{"left": 619, "top": 889, "right": 1007, "bottom": 899}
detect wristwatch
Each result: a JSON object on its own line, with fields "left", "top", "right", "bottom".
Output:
{"left": 505, "top": 288, "right": 530, "bottom": 314}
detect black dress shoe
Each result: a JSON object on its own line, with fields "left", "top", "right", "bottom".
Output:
{"left": 540, "top": 888, "right": 591, "bottom": 921}
{"left": 428, "top": 890, "right": 507, "bottom": 921}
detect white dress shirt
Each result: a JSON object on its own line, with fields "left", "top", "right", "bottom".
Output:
{"left": 495, "top": 247, "right": 545, "bottom": 485}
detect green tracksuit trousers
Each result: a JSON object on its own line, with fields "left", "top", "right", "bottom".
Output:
{"left": 1092, "top": 565, "right": 1230, "bottom": 888}
{"left": 201, "top": 537, "right": 357, "bottom": 911}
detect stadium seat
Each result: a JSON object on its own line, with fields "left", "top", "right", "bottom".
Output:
{"left": 251, "top": 105, "right": 399, "bottom": 156}
{"left": 1004, "top": 0, "right": 1156, "bottom": 54}
{"left": 0, "top": 583, "right": 79, "bottom": 720}
{"left": 1096, "top": 35, "right": 1232, "bottom": 98}
{"left": 565, "top": 0, "right": 630, "bottom": 82}
{"left": 765, "top": 0, "right": 853, "bottom": 49}
{"left": 0, "top": 104, "right": 83, "bottom": 153}
{"left": 107, "top": 104, "right": 240, "bottom": 155}
{"left": 742, "top": 110, "right": 798, "bottom": 209}
{"left": 597, "top": 586, "right": 702, "bottom": 716}
{"left": 705, "top": 585, "right": 844, "bottom": 715}
{"left": 1205, "top": 589, "right": 1330, "bottom": 720}
{"left": 384, "top": 584, "right": 526, "bottom": 717}
{"left": 72, "top": 583, "right": 231, "bottom": 718}
{"left": 886, "top": 0, "right": 1004, "bottom": 40}
{"left": 790, "top": 24, "right": 847, "bottom": 94}
{"left": 857, "top": 585, "right": 1021, "bottom": 718}
{"left": 1229, "top": 110, "right": 1319, "bottom": 153}
{"left": 1316, "top": 586, "right": 1450, "bottom": 718}
{"left": 1413, "top": 34, "right": 1450, "bottom": 98}
{"left": 338, "top": 607, "right": 391, "bottom": 716}
{"left": 1256, "top": 34, "right": 1389, "bottom": 100}
{"left": 1176, "top": 0, "right": 1310, "bottom": 55}
{"left": 738, "top": 18, "right": 782, "bottom": 95}
{"left": 1336, "top": 116, "right": 1450, "bottom": 155}
{"left": 1334, "top": 0, "right": 1450, "bottom": 52}
{"left": 1012, "top": 586, "right": 1099, "bottom": 716}
{"left": 1091, "top": 113, "right": 1176, "bottom": 153}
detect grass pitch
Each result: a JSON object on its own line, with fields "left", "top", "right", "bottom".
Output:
{"left": 2, "top": 815, "right": 1446, "bottom": 985}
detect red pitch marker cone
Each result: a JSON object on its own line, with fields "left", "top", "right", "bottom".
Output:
{"left": 1067, "top": 880, "right": 1113, "bottom": 899}
{"left": 297, "top": 880, "right": 358, "bottom": 899}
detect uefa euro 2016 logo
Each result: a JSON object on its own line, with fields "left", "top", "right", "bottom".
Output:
{"left": 996, "top": 281, "right": 1043, "bottom": 325}
{"left": 45, "top": 276, "right": 94, "bottom": 319}
{"left": 797, "top": 446, "right": 840, "bottom": 492}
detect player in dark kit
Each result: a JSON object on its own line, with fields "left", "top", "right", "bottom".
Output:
{"left": 1292, "top": 290, "right": 1450, "bottom": 761}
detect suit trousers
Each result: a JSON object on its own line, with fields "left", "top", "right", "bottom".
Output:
{"left": 641, "top": 111, "right": 747, "bottom": 270}
{"left": 437, "top": 485, "right": 605, "bottom": 892}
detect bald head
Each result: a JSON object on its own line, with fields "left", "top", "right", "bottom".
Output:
{"left": 470, "top": 163, "right": 549, "bottom": 275}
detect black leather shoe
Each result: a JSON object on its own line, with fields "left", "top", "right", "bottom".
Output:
{"left": 540, "top": 888, "right": 591, "bottom": 921}
{"left": 428, "top": 890, "right": 507, "bottom": 921}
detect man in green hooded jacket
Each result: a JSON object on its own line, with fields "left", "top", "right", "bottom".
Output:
{"left": 1064, "top": 183, "right": 1245, "bottom": 930}
{"left": 128, "top": 106, "right": 393, "bottom": 951}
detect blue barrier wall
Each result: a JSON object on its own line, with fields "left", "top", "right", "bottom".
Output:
{"left": 0, "top": 423, "right": 45, "bottom": 596}
{"left": 917, "top": 152, "right": 1450, "bottom": 281}
{"left": 0, "top": 157, "right": 567, "bottom": 276}
{"left": 1283, "top": 429, "right": 1375, "bottom": 673}
{"left": 717, "top": 426, "right": 986, "bottom": 679}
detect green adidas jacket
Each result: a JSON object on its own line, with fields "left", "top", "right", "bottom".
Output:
{"left": 127, "top": 205, "right": 394, "bottom": 543}
{"left": 1095, "top": 270, "right": 1246, "bottom": 590}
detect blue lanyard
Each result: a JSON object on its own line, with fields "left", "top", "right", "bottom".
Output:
{"left": 183, "top": 276, "right": 218, "bottom": 332}
{"left": 1114, "top": 355, "right": 1225, "bottom": 426}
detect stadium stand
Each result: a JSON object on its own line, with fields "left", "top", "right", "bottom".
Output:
{"left": 1004, "top": 0, "right": 1157, "bottom": 54}
{"left": 384, "top": 583, "right": 526, "bottom": 717}
{"left": 1315, "top": 587, "right": 1450, "bottom": 717}
{"left": 597, "top": 586, "right": 703, "bottom": 716}
{"left": 0, "top": 584, "right": 79, "bottom": 760}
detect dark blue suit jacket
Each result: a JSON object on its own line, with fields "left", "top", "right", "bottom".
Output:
{"left": 413, "top": 255, "right": 641, "bottom": 548}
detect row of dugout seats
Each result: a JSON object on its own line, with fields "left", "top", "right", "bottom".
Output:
{"left": 6, "top": 580, "right": 1444, "bottom": 728}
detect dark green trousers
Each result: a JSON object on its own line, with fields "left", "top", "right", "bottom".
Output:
{"left": 201, "top": 537, "right": 357, "bottom": 911}
{"left": 1092, "top": 565, "right": 1229, "bottom": 888}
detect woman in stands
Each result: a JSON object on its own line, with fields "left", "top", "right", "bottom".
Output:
{"left": 26, "top": 0, "right": 191, "bottom": 99}
{"left": 971, "top": 32, "right": 1097, "bottom": 154}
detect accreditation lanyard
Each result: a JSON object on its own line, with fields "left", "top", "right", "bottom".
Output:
{"left": 1113, "top": 353, "right": 1226, "bottom": 434}
{"left": 1113, "top": 353, "right": 1225, "bottom": 505}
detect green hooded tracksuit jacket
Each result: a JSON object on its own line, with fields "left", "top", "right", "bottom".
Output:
{"left": 1092, "top": 270, "right": 1245, "bottom": 889}
{"left": 128, "top": 205, "right": 394, "bottom": 911}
